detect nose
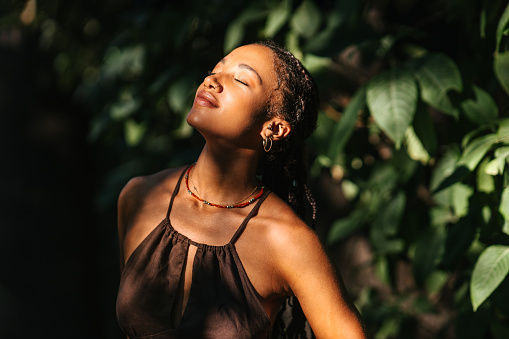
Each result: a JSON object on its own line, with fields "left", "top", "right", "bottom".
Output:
{"left": 204, "top": 74, "right": 223, "bottom": 92}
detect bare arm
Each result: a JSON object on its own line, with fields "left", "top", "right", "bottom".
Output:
{"left": 117, "top": 176, "right": 144, "bottom": 272}
{"left": 276, "top": 222, "right": 366, "bottom": 339}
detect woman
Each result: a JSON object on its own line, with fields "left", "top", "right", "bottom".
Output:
{"left": 116, "top": 40, "right": 366, "bottom": 339}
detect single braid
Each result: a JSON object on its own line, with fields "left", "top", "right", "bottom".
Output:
{"left": 254, "top": 40, "right": 319, "bottom": 339}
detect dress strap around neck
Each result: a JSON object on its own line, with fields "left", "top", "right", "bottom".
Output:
{"left": 166, "top": 165, "right": 191, "bottom": 219}
{"left": 229, "top": 189, "right": 271, "bottom": 244}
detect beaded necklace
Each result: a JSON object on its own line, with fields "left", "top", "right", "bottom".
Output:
{"left": 184, "top": 164, "right": 264, "bottom": 209}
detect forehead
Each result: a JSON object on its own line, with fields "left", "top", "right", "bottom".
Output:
{"left": 220, "top": 45, "right": 276, "bottom": 85}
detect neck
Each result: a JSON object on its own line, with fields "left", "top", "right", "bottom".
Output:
{"left": 190, "top": 143, "right": 262, "bottom": 205}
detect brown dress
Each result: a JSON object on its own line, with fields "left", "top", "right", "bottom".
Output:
{"left": 116, "top": 167, "right": 272, "bottom": 338}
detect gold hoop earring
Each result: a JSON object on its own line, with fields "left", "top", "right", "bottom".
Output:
{"left": 263, "top": 136, "right": 272, "bottom": 152}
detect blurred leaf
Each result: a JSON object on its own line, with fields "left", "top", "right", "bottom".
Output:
{"left": 441, "top": 214, "right": 477, "bottom": 269}
{"left": 412, "top": 104, "right": 438, "bottom": 157}
{"left": 375, "top": 256, "right": 390, "bottom": 285}
{"left": 414, "top": 215, "right": 446, "bottom": 285}
{"left": 264, "top": 0, "right": 290, "bottom": 38}
{"left": 471, "top": 245, "right": 509, "bottom": 311}
{"left": 477, "top": 158, "right": 495, "bottom": 193}
{"left": 110, "top": 98, "right": 141, "bottom": 120}
{"left": 375, "top": 316, "right": 401, "bottom": 339}
{"left": 413, "top": 53, "right": 463, "bottom": 118}
{"left": 124, "top": 119, "right": 147, "bottom": 147}
{"left": 375, "top": 191, "right": 406, "bottom": 236}
{"left": 224, "top": 6, "right": 268, "bottom": 53}
{"left": 328, "top": 87, "right": 365, "bottom": 163}
{"left": 494, "top": 52, "right": 509, "bottom": 96}
{"left": 461, "top": 85, "right": 498, "bottom": 125}
{"left": 496, "top": 2, "right": 509, "bottom": 52}
{"left": 290, "top": 0, "right": 322, "bottom": 39}
{"left": 458, "top": 134, "right": 498, "bottom": 171}
{"left": 302, "top": 53, "right": 331, "bottom": 74}
{"left": 425, "top": 270, "right": 449, "bottom": 296}
{"left": 503, "top": 220, "right": 509, "bottom": 236}
{"left": 498, "top": 119, "right": 509, "bottom": 144}
{"left": 224, "top": 20, "right": 245, "bottom": 54}
{"left": 405, "top": 126, "right": 430, "bottom": 163}
{"left": 485, "top": 146, "right": 509, "bottom": 175}
{"left": 285, "top": 29, "right": 302, "bottom": 59}
{"left": 451, "top": 183, "right": 474, "bottom": 218}
{"left": 500, "top": 187, "right": 509, "bottom": 221}
{"left": 430, "top": 146, "right": 460, "bottom": 191}
{"left": 327, "top": 209, "right": 365, "bottom": 244}
{"left": 167, "top": 76, "right": 195, "bottom": 114}
{"left": 433, "top": 133, "right": 497, "bottom": 194}
{"left": 103, "top": 45, "right": 145, "bottom": 79}
{"left": 370, "top": 191, "right": 406, "bottom": 255}
{"left": 366, "top": 67, "right": 417, "bottom": 147}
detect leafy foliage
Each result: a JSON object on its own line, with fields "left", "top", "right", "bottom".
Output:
{"left": 5, "top": 0, "right": 509, "bottom": 338}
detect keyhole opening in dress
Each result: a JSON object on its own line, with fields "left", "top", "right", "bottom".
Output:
{"left": 170, "top": 244, "right": 197, "bottom": 329}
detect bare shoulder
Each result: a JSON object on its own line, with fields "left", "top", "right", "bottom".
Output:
{"left": 118, "top": 166, "right": 186, "bottom": 217}
{"left": 257, "top": 193, "right": 366, "bottom": 338}
{"left": 117, "top": 165, "right": 188, "bottom": 267}
{"left": 259, "top": 193, "right": 322, "bottom": 257}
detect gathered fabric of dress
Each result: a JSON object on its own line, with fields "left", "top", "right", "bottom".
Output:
{"left": 116, "top": 167, "right": 272, "bottom": 338}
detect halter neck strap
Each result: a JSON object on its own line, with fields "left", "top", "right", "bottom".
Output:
{"left": 166, "top": 165, "right": 190, "bottom": 219}
{"left": 229, "top": 189, "right": 271, "bottom": 244}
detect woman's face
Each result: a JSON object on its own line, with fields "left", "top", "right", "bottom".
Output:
{"left": 187, "top": 44, "right": 278, "bottom": 149}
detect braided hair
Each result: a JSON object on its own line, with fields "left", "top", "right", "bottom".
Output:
{"left": 255, "top": 40, "right": 319, "bottom": 338}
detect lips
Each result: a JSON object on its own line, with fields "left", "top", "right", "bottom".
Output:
{"left": 195, "top": 90, "right": 218, "bottom": 108}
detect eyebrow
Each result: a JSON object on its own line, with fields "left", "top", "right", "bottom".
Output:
{"left": 219, "top": 58, "right": 263, "bottom": 85}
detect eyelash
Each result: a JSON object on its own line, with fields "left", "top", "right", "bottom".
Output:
{"left": 207, "top": 70, "right": 248, "bottom": 86}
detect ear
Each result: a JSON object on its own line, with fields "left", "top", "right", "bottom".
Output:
{"left": 260, "top": 119, "right": 291, "bottom": 141}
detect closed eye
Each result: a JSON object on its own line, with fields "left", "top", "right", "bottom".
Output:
{"left": 235, "top": 78, "right": 248, "bottom": 86}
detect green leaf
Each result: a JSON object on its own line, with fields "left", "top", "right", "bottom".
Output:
{"left": 412, "top": 104, "right": 438, "bottom": 157}
{"left": 430, "top": 146, "right": 460, "bottom": 191}
{"left": 458, "top": 134, "right": 498, "bottom": 171}
{"left": 500, "top": 187, "right": 509, "bottom": 221}
{"left": 264, "top": 0, "right": 290, "bottom": 38}
{"left": 328, "top": 87, "right": 365, "bottom": 163}
{"left": 167, "top": 77, "right": 195, "bottom": 114}
{"left": 370, "top": 191, "right": 406, "bottom": 255}
{"left": 434, "top": 134, "right": 497, "bottom": 193}
{"left": 413, "top": 53, "right": 463, "bottom": 118}
{"left": 327, "top": 209, "right": 366, "bottom": 244}
{"left": 497, "top": 118, "right": 509, "bottom": 143}
{"left": 425, "top": 270, "right": 449, "bottom": 296}
{"left": 503, "top": 220, "right": 509, "bottom": 236}
{"left": 375, "top": 191, "right": 406, "bottom": 236}
{"left": 290, "top": 0, "right": 322, "bottom": 39}
{"left": 477, "top": 158, "right": 495, "bottom": 193}
{"left": 496, "top": 2, "right": 509, "bottom": 52}
{"left": 124, "top": 119, "right": 147, "bottom": 147}
{"left": 405, "top": 126, "right": 430, "bottom": 163}
{"left": 494, "top": 52, "right": 509, "bottom": 97}
{"left": 366, "top": 67, "right": 418, "bottom": 147}
{"left": 224, "top": 20, "right": 245, "bottom": 54}
{"left": 413, "top": 222, "right": 446, "bottom": 286}
{"left": 302, "top": 53, "right": 331, "bottom": 74}
{"left": 327, "top": 209, "right": 365, "bottom": 244}
{"left": 461, "top": 85, "right": 498, "bottom": 125}
{"left": 471, "top": 245, "right": 509, "bottom": 311}
{"left": 441, "top": 214, "right": 477, "bottom": 269}
{"left": 485, "top": 146, "right": 509, "bottom": 175}
{"left": 451, "top": 184, "right": 474, "bottom": 218}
